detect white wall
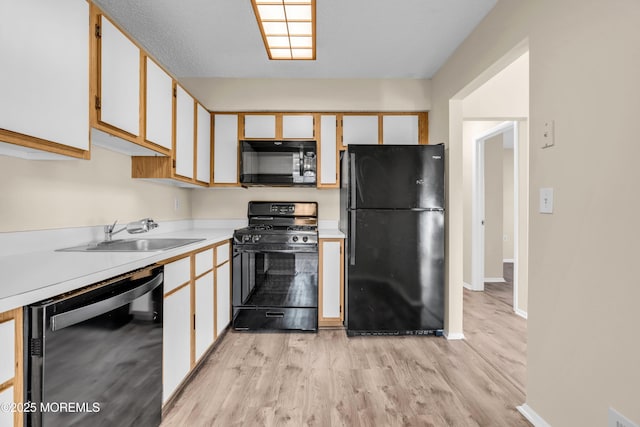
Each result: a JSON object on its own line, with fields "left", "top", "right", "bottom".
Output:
{"left": 192, "top": 188, "right": 339, "bottom": 221}
{"left": 180, "top": 78, "right": 431, "bottom": 112}
{"left": 431, "top": 0, "right": 640, "bottom": 425}
{"left": 463, "top": 52, "right": 529, "bottom": 119}
{"left": 0, "top": 146, "right": 192, "bottom": 232}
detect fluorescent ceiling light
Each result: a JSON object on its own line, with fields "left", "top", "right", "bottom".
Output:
{"left": 252, "top": 0, "right": 316, "bottom": 60}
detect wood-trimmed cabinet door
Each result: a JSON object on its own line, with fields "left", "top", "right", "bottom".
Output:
{"left": 318, "top": 115, "right": 338, "bottom": 188}
{"left": 282, "top": 114, "right": 315, "bottom": 139}
{"left": 215, "top": 242, "right": 232, "bottom": 337}
{"left": 212, "top": 114, "right": 239, "bottom": 185}
{"left": 382, "top": 115, "right": 419, "bottom": 145}
{"left": 194, "top": 248, "right": 215, "bottom": 363}
{"left": 196, "top": 104, "right": 212, "bottom": 185}
{"left": 243, "top": 114, "right": 277, "bottom": 139}
{"left": 341, "top": 115, "right": 379, "bottom": 146}
{"left": 144, "top": 57, "right": 173, "bottom": 151}
{"left": 98, "top": 15, "right": 141, "bottom": 138}
{"left": 162, "top": 257, "right": 191, "bottom": 404}
{"left": 174, "top": 85, "right": 195, "bottom": 180}
{"left": 0, "top": 308, "right": 23, "bottom": 427}
{"left": 0, "top": 0, "right": 89, "bottom": 159}
{"left": 319, "top": 239, "right": 344, "bottom": 327}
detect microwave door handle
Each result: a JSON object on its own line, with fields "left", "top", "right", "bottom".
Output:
{"left": 299, "top": 149, "right": 304, "bottom": 177}
{"left": 50, "top": 272, "right": 163, "bottom": 331}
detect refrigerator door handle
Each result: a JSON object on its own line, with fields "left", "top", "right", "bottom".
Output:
{"left": 350, "top": 154, "right": 357, "bottom": 209}
{"left": 350, "top": 209, "right": 356, "bottom": 265}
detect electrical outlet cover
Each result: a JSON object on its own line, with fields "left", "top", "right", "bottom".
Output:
{"left": 539, "top": 188, "right": 554, "bottom": 214}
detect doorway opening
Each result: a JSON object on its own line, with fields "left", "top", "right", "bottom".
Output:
{"left": 448, "top": 44, "right": 529, "bottom": 401}
{"left": 470, "top": 120, "right": 520, "bottom": 313}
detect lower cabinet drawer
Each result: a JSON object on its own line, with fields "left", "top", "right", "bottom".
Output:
{"left": 232, "top": 307, "right": 317, "bottom": 332}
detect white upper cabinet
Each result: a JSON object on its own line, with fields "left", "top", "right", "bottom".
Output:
{"left": 145, "top": 58, "right": 173, "bottom": 150}
{"left": 0, "top": 0, "right": 89, "bottom": 155}
{"left": 342, "top": 115, "right": 379, "bottom": 145}
{"left": 320, "top": 115, "right": 337, "bottom": 186}
{"left": 196, "top": 104, "right": 211, "bottom": 184}
{"left": 213, "top": 114, "right": 239, "bottom": 184}
{"left": 382, "top": 115, "right": 419, "bottom": 145}
{"left": 282, "top": 115, "right": 315, "bottom": 139}
{"left": 244, "top": 115, "right": 276, "bottom": 138}
{"left": 100, "top": 16, "right": 140, "bottom": 137}
{"left": 175, "top": 85, "right": 195, "bottom": 179}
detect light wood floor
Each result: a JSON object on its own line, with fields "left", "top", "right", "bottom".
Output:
{"left": 162, "top": 268, "right": 528, "bottom": 427}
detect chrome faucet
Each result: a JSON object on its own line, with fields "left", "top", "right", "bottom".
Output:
{"left": 104, "top": 218, "right": 158, "bottom": 241}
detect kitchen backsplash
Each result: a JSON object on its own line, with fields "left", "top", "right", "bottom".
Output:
{"left": 191, "top": 187, "right": 340, "bottom": 221}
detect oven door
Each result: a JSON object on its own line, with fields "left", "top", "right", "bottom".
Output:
{"left": 232, "top": 245, "right": 318, "bottom": 331}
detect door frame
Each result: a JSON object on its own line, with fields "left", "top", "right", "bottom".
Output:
{"left": 471, "top": 121, "right": 519, "bottom": 303}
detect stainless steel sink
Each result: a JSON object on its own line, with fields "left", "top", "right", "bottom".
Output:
{"left": 57, "top": 238, "right": 206, "bottom": 252}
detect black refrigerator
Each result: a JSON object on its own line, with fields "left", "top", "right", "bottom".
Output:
{"left": 339, "top": 144, "right": 445, "bottom": 336}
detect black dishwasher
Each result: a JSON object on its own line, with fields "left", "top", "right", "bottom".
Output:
{"left": 24, "top": 266, "right": 163, "bottom": 427}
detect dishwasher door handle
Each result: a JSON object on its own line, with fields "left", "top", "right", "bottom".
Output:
{"left": 50, "top": 272, "right": 163, "bottom": 331}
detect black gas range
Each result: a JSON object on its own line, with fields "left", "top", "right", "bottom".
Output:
{"left": 232, "top": 202, "right": 319, "bottom": 332}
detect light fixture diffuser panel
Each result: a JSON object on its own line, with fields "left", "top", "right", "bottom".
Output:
{"left": 284, "top": 5, "right": 312, "bottom": 20}
{"left": 287, "top": 22, "right": 312, "bottom": 35}
{"left": 262, "top": 21, "right": 288, "bottom": 35}
{"left": 252, "top": 0, "right": 316, "bottom": 60}
{"left": 257, "top": 4, "right": 285, "bottom": 20}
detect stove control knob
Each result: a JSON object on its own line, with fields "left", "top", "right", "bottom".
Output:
{"left": 243, "top": 235, "right": 251, "bottom": 242}
{"left": 252, "top": 235, "right": 260, "bottom": 242}
{"left": 302, "top": 236, "right": 308, "bottom": 242}
{"left": 292, "top": 236, "right": 299, "bottom": 242}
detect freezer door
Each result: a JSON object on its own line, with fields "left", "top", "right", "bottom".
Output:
{"left": 347, "top": 209, "right": 444, "bottom": 333}
{"left": 348, "top": 145, "right": 444, "bottom": 209}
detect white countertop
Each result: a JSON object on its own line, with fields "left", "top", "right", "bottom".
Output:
{"left": 318, "top": 228, "right": 345, "bottom": 239}
{"left": 0, "top": 227, "right": 234, "bottom": 313}
{"left": 0, "top": 223, "right": 344, "bottom": 313}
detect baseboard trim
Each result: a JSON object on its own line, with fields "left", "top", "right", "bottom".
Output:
{"left": 444, "top": 331, "right": 465, "bottom": 340}
{"left": 503, "top": 258, "right": 514, "bottom": 263}
{"left": 463, "top": 282, "right": 473, "bottom": 290}
{"left": 515, "top": 308, "right": 528, "bottom": 319}
{"left": 517, "top": 404, "right": 552, "bottom": 427}
{"left": 484, "top": 277, "right": 506, "bottom": 283}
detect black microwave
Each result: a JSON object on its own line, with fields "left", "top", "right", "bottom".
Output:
{"left": 240, "top": 140, "right": 317, "bottom": 187}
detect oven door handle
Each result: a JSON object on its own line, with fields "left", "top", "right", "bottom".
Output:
{"left": 50, "top": 272, "right": 163, "bottom": 331}
{"left": 234, "top": 248, "right": 318, "bottom": 254}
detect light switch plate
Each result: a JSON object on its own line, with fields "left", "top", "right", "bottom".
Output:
{"left": 608, "top": 407, "right": 639, "bottom": 427}
{"left": 542, "top": 119, "right": 555, "bottom": 148}
{"left": 539, "top": 188, "right": 553, "bottom": 213}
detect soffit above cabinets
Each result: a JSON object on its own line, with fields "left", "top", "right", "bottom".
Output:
{"left": 90, "top": 0, "right": 497, "bottom": 79}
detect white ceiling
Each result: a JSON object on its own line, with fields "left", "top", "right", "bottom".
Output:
{"left": 92, "top": 0, "right": 497, "bottom": 79}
